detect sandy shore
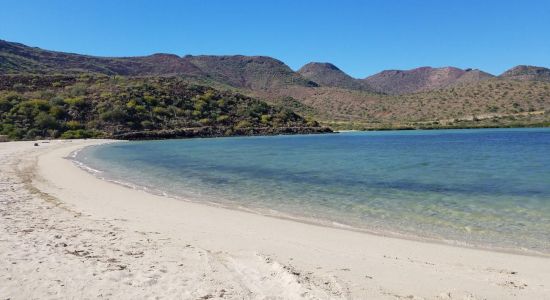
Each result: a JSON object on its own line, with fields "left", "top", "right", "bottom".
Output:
{"left": 1, "top": 139, "right": 549, "bottom": 299}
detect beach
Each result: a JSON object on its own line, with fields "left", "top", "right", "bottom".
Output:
{"left": 1, "top": 139, "right": 549, "bottom": 299}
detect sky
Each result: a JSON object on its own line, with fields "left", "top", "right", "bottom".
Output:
{"left": 1, "top": 0, "right": 549, "bottom": 78}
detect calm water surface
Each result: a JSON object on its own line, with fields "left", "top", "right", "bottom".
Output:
{"left": 75, "top": 128, "right": 550, "bottom": 254}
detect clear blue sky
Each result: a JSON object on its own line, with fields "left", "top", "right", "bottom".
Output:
{"left": 1, "top": 0, "right": 549, "bottom": 78}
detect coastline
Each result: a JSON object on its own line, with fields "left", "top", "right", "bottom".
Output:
{"left": 1, "top": 139, "right": 550, "bottom": 299}
{"left": 72, "top": 142, "right": 550, "bottom": 258}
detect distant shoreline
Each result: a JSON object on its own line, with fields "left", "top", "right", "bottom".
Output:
{"left": 329, "top": 122, "right": 550, "bottom": 132}
{"left": 5, "top": 125, "right": 550, "bottom": 143}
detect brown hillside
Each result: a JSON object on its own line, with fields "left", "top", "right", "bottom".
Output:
{"left": 185, "top": 55, "right": 317, "bottom": 90}
{"left": 297, "top": 62, "right": 372, "bottom": 91}
{"left": 363, "top": 67, "right": 493, "bottom": 95}
{"left": 500, "top": 65, "right": 550, "bottom": 81}
{"left": 1, "top": 39, "right": 549, "bottom": 130}
{"left": 0, "top": 40, "right": 203, "bottom": 76}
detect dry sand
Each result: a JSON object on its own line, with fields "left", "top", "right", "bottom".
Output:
{"left": 0, "top": 139, "right": 549, "bottom": 299}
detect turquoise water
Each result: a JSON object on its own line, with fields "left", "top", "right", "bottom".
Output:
{"left": 76, "top": 128, "right": 550, "bottom": 254}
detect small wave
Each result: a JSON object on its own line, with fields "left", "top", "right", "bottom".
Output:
{"left": 331, "top": 221, "right": 355, "bottom": 229}
{"left": 68, "top": 148, "right": 80, "bottom": 158}
{"left": 70, "top": 156, "right": 103, "bottom": 174}
{"left": 110, "top": 179, "right": 140, "bottom": 190}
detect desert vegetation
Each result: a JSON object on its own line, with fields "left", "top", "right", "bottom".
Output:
{"left": 0, "top": 75, "right": 327, "bottom": 140}
{"left": 1, "top": 39, "right": 549, "bottom": 134}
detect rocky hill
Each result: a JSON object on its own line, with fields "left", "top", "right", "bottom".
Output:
{"left": 361, "top": 78, "right": 550, "bottom": 128}
{"left": 0, "top": 40, "right": 321, "bottom": 90}
{"left": 0, "top": 40, "right": 204, "bottom": 76}
{"left": 186, "top": 55, "right": 317, "bottom": 90}
{"left": 1, "top": 39, "right": 549, "bottom": 131}
{"left": 297, "top": 62, "right": 371, "bottom": 91}
{"left": 499, "top": 65, "right": 550, "bottom": 81}
{"left": 363, "top": 67, "right": 494, "bottom": 95}
{"left": 260, "top": 79, "right": 550, "bottom": 129}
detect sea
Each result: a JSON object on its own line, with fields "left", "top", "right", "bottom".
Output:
{"left": 74, "top": 128, "right": 550, "bottom": 255}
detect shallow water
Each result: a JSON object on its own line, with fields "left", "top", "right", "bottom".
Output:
{"left": 76, "top": 128, "right": 550, "bottom": 254}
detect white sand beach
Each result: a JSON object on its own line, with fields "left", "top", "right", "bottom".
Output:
{"left": 1, "top": 139, "right": 549, "bottom": 299}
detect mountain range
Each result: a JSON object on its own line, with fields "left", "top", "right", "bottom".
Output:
{"left": 1, "top": 39, "right": 549, "bottom": 132}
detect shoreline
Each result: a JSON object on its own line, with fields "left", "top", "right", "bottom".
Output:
{"left": 72, "top": 142, "right": 550, "bottom": 258}
{"left": 72, "top": 138, "right": 550, "bottom": 258}
{"left": 1, "top": 139, "right": 550, "bottom": 298}
{"left": 3, "top": 125, "right": 550, "bottom": 144}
